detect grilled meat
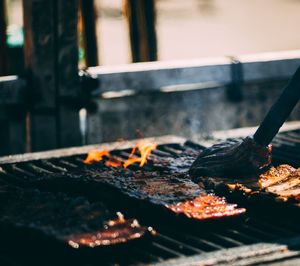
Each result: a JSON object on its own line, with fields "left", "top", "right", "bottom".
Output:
{"left": 199, "top": 164, "right": 300, "bottom": 206}
{"left": 259, "top": 165, "right": 300, "bottom": 202}
{"left": 31, "top": 168, "right": 245, "bottom": 221}
{"left": 166, "top": 194, "right": 245, "bottom": 220}
{"left": 0, "top": 181, "right": 151, "bottom": 249}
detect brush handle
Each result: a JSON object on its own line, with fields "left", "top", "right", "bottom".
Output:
{"left": 253, "top": 66, "right": 300, "bottom": 146}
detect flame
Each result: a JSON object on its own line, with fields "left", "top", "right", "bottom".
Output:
{"left": 105, "top": 158, "right": 122, "bottom": 168}
{"left": 123, "top": 141, "right": 157, "bottom": 168}
{"left": 83, "top": 141, "right": 157, "bottom": 168}
{"left": 83, "top": 150, "right": 110, "bottom": 164}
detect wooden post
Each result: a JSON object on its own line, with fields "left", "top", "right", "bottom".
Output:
{"left": 0, "top": 0, "right": 8, "bottom": 75}
{"left": 23, "top": 0, "right": 81, "bottom": 152}
{"left": 23, "top": 0, "right": 58, "bottom": 151}
{"left": 124, "top": 0, "right": 157, "bottom": 62}
{"left": 80, "top": 0, "right": 99, "bottom": 67}
{"left": 56, "top": 0, "right": 81, "bottom": 148}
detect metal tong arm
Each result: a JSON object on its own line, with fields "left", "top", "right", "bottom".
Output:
{"left": 253, "top": 66, "right": 300, "bottom": 146}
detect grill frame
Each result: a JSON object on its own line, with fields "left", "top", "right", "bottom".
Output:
{"left": 1, "top": 128, "right": 300, "bottom": 265}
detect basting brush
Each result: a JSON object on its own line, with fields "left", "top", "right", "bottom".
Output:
{"left": 189, "top": 66, "right": 300, "bottom": 178}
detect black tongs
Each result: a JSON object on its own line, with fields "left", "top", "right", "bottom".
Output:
{"left": 189, "top": 66, "right": 300, "bottom": 178}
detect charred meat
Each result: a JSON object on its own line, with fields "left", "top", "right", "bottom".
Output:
{"left": 0, "top": 181, "right": 151, "bottom": 249}
{"left": 31, "top": 168, "right": 245, "bottom": 221}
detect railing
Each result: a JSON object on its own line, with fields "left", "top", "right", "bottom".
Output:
{"left": 88, "top": 50, "right": 300, "bottom": 94}
{"left": 2, "top": 48, "right": 300, "bottom": 155}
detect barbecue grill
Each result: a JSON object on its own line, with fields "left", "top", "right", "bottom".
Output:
{"left": 2, "top": 2, "right": 300, "bottom": 265}
{"left": 1, "top": 125, "right": 300, "bottom": 266}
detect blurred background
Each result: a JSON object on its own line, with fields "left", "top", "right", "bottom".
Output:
{"left": 1, "top": 0, "right": 300, "bottom": 155}
{"left": 3, "top": 0, "right": 300, "bottom": 72}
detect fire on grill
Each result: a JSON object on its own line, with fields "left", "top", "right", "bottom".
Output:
{"left": 28, "top": 140, "right": 246, "bottom": 223}
{"left": 1, "top": 130, "right": 300, "bottom": 265}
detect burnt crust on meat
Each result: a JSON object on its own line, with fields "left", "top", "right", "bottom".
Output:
{"left": 0, "top": 181, "right": 152, "bottom": 249}
{"left": 31, "top": 168, "right": 245, "bottom": 221}
{"left": 189, "top": 137, "right": 272, "bottom": 179}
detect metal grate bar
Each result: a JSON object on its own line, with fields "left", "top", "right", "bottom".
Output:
{"left": 58, "top": 159, "right": 79, "bottom": 168}
{"left": 152, "top": 149, "right": 174, "bottom": 158}
{"left": 249, "top": 218, "right": 298, "bottom": 238}
{"left": 22, "top": 163, "right": 53, "bottom": 175}
{"left": 272, "top": 129, "right": 300, "bottom": 166}
{"left": 151, "top": 242, "right": 185, "bottom": 258}
{"left": 156, "top": 233, "right": 204, "bottom": 255}
{"left": 39, "top": 160, "right": 68, "bottom": 172}
{"left": 183, "top": 141, "right": 205, "bottom": 151}
{"left": 162, "top": 229, "right": 224, "bottom": 251}
{"left": 8, "top": 165, "right": 35, "bottom": 179}
{"left": 131, "top": 246, "right": 164, "bottom": 263}
{"left": 276, "top": 134, "right": 300, "bottom": 143}
{"left": 156, "top": 146, "right": 181, "bottom": 157}
{"left": 0, "top": 167, "right": 26, "bottom": 185}
{"left": 221, "top": 228, "right": 261, "bottom": 244}
{"left": 210, "top": 232, "right": 244, "bottom": 247}
{"left": 239, "top": 224, "right": 278, "bottom": 240}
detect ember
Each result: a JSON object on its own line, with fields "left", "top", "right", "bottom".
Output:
{"left": 105, "top": 158, "right": 122, "bottom": 168}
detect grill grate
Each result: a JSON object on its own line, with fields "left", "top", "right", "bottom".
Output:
{"left": 272, "top": 129, "right": 300, "bottom": 167}
{"left": 0, "top": 133, "right": 300, "bottom": 265}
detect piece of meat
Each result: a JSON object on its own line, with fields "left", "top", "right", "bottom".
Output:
{"left": 260, "top": 165, "right": 300, "bottom": 201}
{"left": 259, "top": 164, "right": 296, "bottom": 188}
{"left": 30, "top": 168, "right": 245, "bottom": 221}
{"left": 0, "top": 181, "right": 152, "bottom": 249}
{"left": 166, "top": 194, "right": 245, "bottom": 220}
{"left": 198, "top": 164, "right": 300, "bottom": 207}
